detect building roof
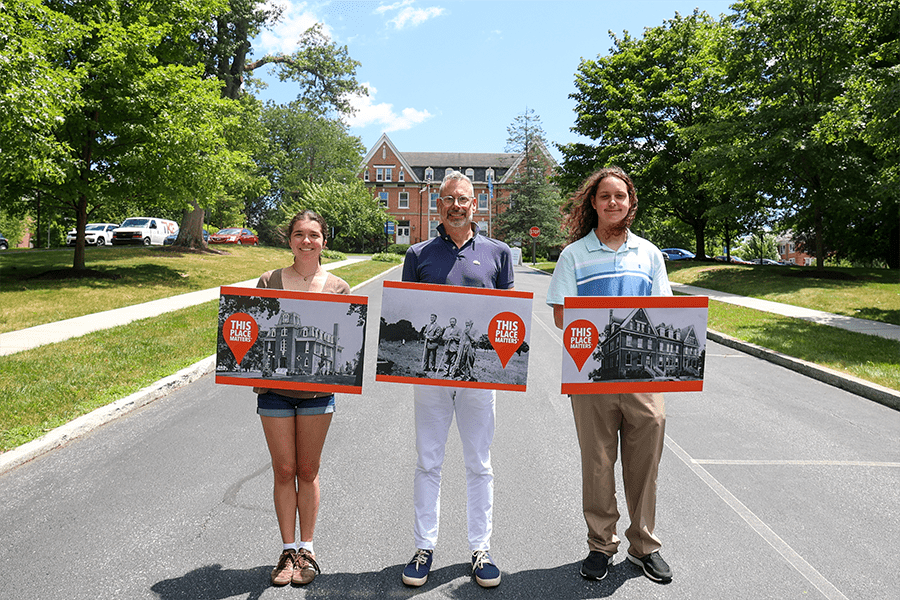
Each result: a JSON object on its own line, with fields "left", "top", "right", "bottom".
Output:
{"left": 400, "top": 152, "right": 519, "bottom": 169}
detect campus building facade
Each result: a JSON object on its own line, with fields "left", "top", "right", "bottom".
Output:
{"left": 261, "top": 311, "right": 343, "bottom": 376}
{"left": 596, "top": 308, "right": 703, "bottom": 381}
{"left": 359, "top": 133, "right": 554, "bottom": 245}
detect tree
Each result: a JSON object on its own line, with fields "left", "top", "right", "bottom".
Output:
{"left": 725, "top": 0, "right": 872, "bottom": 271}
{"left": 559, "top": 11, "right": 734, "bottom": 259}
{"left": 249, "top": 102, "right": 365, "bottom": 234}
{"left": 172, "top": 9, "right": 368, "bottom": 247}
{"left": 813, "top": 0, "right": 899, "bottom": 268}
{"left": 493, "top": 109, "right": 564, "bottom": 256}
{"left": 1, "top": 0, "right": 251, "bottom": 269}
{"left": 275, "top": 178, "right": 389, "bottom": 252}
{"left": 0, "top": 0, "right": 82, "bottom": 187}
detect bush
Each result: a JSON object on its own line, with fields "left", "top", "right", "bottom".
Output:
{"left": 322, "top": 249, "right": 347, "bottom": 261}
{"left": 371, "top": 252, "right": 402, "bottom": 263}
{"left": 386, "top": 243, "right": 410, "bottom": 255}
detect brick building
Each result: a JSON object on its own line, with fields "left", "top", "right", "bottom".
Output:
{"left": 596, "top": 308, "right": 703, "bottom": 381}
{"left": 777, "top": 233, "right": 815, "bottom": 266}
{"left": 359, "top": 133, "right": 554, "bottom": 245}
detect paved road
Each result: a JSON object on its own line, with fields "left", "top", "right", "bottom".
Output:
{"left": 1, "top": 265, "right": 898, "bottom": 599}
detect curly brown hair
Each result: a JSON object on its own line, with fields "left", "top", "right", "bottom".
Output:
{"left": 562, "top": 166, "right": 638, "bottom": 244}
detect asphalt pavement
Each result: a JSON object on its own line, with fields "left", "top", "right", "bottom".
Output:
{"left": 1, "top": 263, "right": 898, "bottom": 600}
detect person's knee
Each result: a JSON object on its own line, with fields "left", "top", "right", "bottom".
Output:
{"left": 296, "top": 460, "right": 321, "bottom": 483}
{"left": 273, "top": 460, "right": 298, "bottom": 483}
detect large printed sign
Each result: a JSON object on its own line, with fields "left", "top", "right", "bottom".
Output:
{"left": 216, "top": 286, "right": 368, "bottom": 394}
{"left": 376, "top": 281, "right": 533, "bottom": 392}
{"left": 561, "top": 296, "right": 708, "bottom": 395}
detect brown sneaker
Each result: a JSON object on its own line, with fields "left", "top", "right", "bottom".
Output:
{"left": 292, "top": 548, "right": 320, "bottom": 585}
{"left": 270, "top": 549, "right": 295, "bottom": 586}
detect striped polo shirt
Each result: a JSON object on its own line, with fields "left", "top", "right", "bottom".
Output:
{"left": 546, "top": 230, "right": 672, "bottom": 305}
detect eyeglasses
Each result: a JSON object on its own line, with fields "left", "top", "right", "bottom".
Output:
{"left": 439, "top": 195, "right": 474, "bottom": 207}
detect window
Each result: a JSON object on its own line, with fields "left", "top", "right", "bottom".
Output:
{"left": 364, "top": 171, "right": 370, "bottom": 182}
{"left": 429, "top": 193, "right": 438, "bottom": 211}
{"left": 465, "top": 168, "right": 475, "bottom": 181}
{"left": 429, "top": 221, "right": 439, "bottom": 238}
{"left": 398, "top": 169, "right": 404, "bottom": 182}
{"left": 478, "top": 193, "right": 488, "bottom": 211}
{"left": 445, "top": 167, "right": 453, "bottom": 177}
{"left": 398, "top": 192, "right": 409, "bottom": 209}
{"left": 425, "top": 167, "right": 434, "bottom": 181}
{"left": 376, "top": 168, "right": 384, "bottom": 182}
{"left": 486, "top": 168, "right": 494, "bottom": 182}
{"left": 379, "top": 192, "right": 388, "bottom": 207}
{"left": 384, "top": 167, "right": 392, "bottom": 182}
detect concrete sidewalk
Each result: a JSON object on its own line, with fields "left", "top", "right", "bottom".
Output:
{"left": 0, "top": 258, "right": 363, "bottom": 356}
{"left": 670, "top": 282, "right": 900, "bottom": 341}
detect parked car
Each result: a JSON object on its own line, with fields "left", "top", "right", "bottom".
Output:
{"left": 660, "top": 248, "right": 695, "bottom": 261}
{"left": 752, "top": 258, "right": 782, "bottom": 266}
{"left": 112, "top": 217, "right": 178, "bottom": 246}
{"left": 715, "top": 255, "right": 753, "bottom": 264}
{"left": 66, "top": 223, "right": 119, "bottom": 247}
{"left": 164, "top": 230, "right": 210, "bottom": 245}
{"left": 0, "top": 233, "right": 8, "bottom": 250}
{"left": 209, "top": 228, "right": 258, "bottom": 245}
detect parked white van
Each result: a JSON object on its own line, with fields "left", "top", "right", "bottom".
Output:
{"left": 111, "top": 217, "right": 179, "bottom": 246}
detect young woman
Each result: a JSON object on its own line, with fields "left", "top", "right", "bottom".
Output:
{"left": 254, "top": 210, "right": 350, "bottom": 586}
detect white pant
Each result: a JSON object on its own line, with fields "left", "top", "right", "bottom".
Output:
{"left": 413, "top": 385, "right": 496, "bottom": 551}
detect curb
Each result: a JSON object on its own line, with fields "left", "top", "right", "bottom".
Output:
{"left": 707, "top": 329, "right": 900, "bottom": 411}
{"left": 0, "top": 263, "right": 403, "bottom": 476}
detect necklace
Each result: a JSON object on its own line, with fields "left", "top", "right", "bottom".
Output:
{"left": 293, "top": 265, "right": 320, "bottom": 281}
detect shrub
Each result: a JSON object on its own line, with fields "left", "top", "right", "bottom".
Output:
{"left": 371, "top": 252, "right": 402, "bottom": 263}
{"left": 322, "top": 249, "right": 347, "bottom": 261}
{"left": 386, "top": 243, "right": 410, "bottom": 255}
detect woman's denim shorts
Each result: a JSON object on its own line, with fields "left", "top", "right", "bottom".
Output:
{"left": 257, "top": 391, "right": 335, "bottom": 417}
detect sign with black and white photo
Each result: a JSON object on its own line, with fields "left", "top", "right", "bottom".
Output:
{"left": 377, "top": 281, "right": 533, "bottom": 392}
{"left": 216, "top": 286, "right": 368, "bottom": 394}
{"left": 561, "top": 296, "right": 708, "bottom": 394}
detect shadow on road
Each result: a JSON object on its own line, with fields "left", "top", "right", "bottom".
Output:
{"left": 150, "top": 560, "right": 646, "bottom": 599}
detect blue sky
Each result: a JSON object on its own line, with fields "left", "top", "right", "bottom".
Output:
{"left": 252, "top": 0, "right": 735, "bottom": 161}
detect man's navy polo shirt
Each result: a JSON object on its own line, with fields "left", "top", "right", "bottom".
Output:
{"left": 402, "top": 223, "right": 514, "bottom": 289}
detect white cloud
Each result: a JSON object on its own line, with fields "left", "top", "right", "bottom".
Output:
{"left": 376, "top": 1, "right": 445, "bottom": 29}
{"left": 256, "top": 1, "right": 332, "bottom": 55}
{"left": 344, "top": 83, "right": 432, "bottom": 132}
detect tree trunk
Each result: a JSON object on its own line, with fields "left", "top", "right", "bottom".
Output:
{"left": 73, "top": 194, "right": 88, "bottom": 270}
{"left": 814, "top": 203, "right": 825, "bottom": 272}
{"left": 175, "top": 200, "right": 207, "bottom": 248}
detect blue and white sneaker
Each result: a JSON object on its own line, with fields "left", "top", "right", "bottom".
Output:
{"left": 402, "top": 549, "right": 433, "bottom": 586}
{"left": 472, "top": 550, "right": 501, "bottom": 587}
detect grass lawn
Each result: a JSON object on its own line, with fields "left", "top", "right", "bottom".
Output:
{"left": 0, "top": 245, "right": 351, "bottom": 333}
{"left": 0, "top": 258, "right": 398, "bottom": 452}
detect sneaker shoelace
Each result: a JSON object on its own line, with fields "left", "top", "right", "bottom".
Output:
{"left": 411, "top": 549, "right": 431, "bottom": 566}
{"left": 296, "top": 549, "right": 321, "bottom": 574}
{"left": 472, "top": 550, "right": 492, "bottom": 570}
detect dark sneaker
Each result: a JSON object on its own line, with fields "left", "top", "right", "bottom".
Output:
{"left": 292, "top": 548, "right": 320, "bottom": 585}
{"left": 402, "top": 549, "right": 433, "bottom": 587}
{"left": 580, "top": 551, "right": 610, "bottom": 581}
{"left": 270, "top": 549, "right": 295, "bottom": 586}
{"left": 472, "top": 550, "right": 501, "bottom": 587}
{"left": 627, "top": 551, "right": 672, "bottom": 583}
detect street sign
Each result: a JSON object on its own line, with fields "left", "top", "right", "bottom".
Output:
{"left": 529, "top": 226, "right": 540, "bottom": 238}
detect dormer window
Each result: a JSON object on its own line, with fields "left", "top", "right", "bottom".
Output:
{"left": 486, "top": 168, "right": 495, "bottom": 182}
{"left": 465, "top": 168, "right": 475, "bottom": 181}
{"left": 425, "top": 168, "right": 434, "bottom": 181}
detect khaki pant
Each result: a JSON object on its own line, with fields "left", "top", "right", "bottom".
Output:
{"left": 570, "top": 393, "right": 665, "bottom": 558}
